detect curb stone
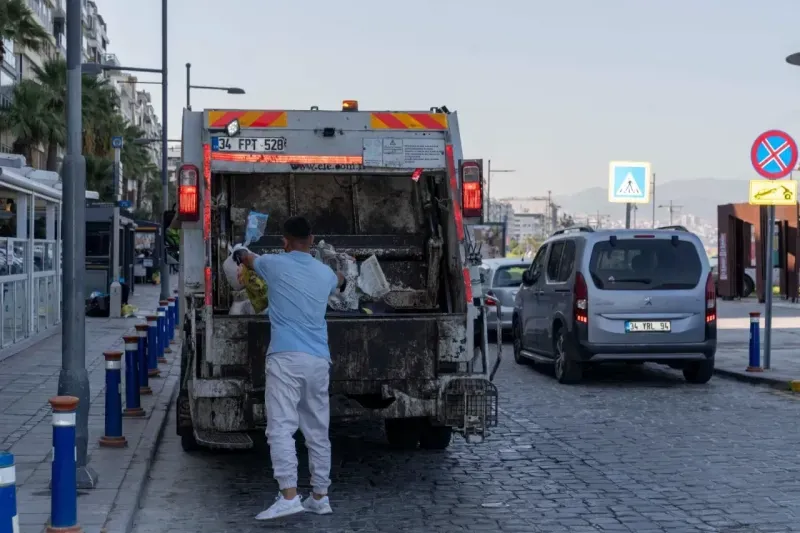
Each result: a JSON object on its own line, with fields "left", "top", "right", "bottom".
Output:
{"left": 713, "top": 366, "right": 793, "bottom": 391}
{"left": 100, "top": 357, "right": 180, "bottom": 533}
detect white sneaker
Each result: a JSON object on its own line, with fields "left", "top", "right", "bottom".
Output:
{"left": 255, "top": 494, "right": 305, "bottom": 520}
{"left": 302, "top": 494, "right": 333, "bottom": 515}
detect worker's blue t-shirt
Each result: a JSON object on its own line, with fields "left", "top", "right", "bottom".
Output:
{"left": 253, "top": 251, "right": 338, "bottom": 361}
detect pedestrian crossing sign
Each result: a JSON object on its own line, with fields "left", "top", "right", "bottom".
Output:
{"left": 608, "top": 161, "right": 651, "bottom": 204}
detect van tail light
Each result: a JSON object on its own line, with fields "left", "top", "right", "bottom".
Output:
{"left": 705, "top": 272, "right": 716, "bottom": 323}
{"left": 484, "top": 292, "right": 499, "bottom": 307}
{"left": 574, "top": 272, "right": 588, "bottom": 324}
{"left": 177, "top": 163, "right": 200, "bottom": 221}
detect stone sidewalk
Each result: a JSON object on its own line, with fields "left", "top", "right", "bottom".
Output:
{"left": 0, "top": 282, "right": 181, "bottom": 533}
{"left": 715, "top": 300, "right": 800, "bottom": 389}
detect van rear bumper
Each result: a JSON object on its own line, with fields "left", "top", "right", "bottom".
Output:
{"left": 575, "top": 339, "right": 716, "bottom": 361}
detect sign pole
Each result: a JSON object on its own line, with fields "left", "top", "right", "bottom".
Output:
{"left": 624, "top": 203, "right": 631, "bottom": 229}
{"left": 748, "top": 129, "right": 799, "bottom": 370}
{"left": 764, "top": 205, "right": 775, "bottom": 369}
{"left": 110, "top": 136, "right": 123, "bottom": 319}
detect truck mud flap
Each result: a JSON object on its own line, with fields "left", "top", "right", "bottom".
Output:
{"left": 442, "top": 378, "right": 498, "bottom": 442}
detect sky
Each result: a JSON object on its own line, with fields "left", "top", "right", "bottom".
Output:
{"left": 98, "top": 0, "right": 800, "bottom": 198}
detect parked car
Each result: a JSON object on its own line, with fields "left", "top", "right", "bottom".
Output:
{"left": 478, "top": 258, "right": 531, "bottom": 339}
{"left": 709, "top": 255, "right": 758, "bottom": 298}
{"left": 512, "top": 226, "right": 717, "bottom": 384}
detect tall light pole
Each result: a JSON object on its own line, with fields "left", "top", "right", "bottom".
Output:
{"left": 658, "top": 200, "right": 683, "bottom": 225}
{"left": 486, "top": 160, "right": 515, "bottom": 222}
{"left": 61, "top": 0, "right": 96, "bottom": 488}
{"left": 185, "top": 62, "right": 245, "bottom": 110}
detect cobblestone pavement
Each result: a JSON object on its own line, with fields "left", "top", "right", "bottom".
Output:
{"left": 131, "top": 345, "right": 800, "bottom": 533}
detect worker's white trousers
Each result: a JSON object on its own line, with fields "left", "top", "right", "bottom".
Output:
{"left": 265, "top": 351, "right": 332, "bottom": 494}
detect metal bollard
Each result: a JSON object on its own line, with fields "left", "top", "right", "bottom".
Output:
{"left": 0, "top": 452, "right": 17, "bottom": 533}
{"left": 47, "top": 396, "right": 81, "bottom": 533}
{"left": 99, "top": 351, "right": 127, "bottom": 448}
{"left": 146, "top": 315, "right": 161, "bottom": 378}
{"left": 158, "top": 304, "right": 170, "bottom": 358}
{"left": 747, "top": 312, "right": 763, "bottom": 372}
{"left": 122, "top": 336, "right": 145, "bottom": 417}
{"left": 135, "top": 324, "right": 152, "bottom": 395}
{"left": 167, "top": 297, "right": 176, "bottom": 344}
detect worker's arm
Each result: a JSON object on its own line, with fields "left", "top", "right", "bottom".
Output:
{"left": 232, "top": 246, "right": 258, "bottom": 271}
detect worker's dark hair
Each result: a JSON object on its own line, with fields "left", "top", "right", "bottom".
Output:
{"left": 283, "top": 216, "right": 312, "bottom": 239}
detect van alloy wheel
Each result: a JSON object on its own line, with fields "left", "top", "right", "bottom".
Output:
{"left": 553, "top": 330, "right": 582, "bottom": 384}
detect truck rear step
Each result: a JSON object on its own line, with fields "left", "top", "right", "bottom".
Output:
{"left": 193, "top": 429, "right": 253, "bottom": 449}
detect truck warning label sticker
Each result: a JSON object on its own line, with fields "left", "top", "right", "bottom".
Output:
{"left": 289, "top": 163, "right": 363, "bottom": 172}
{"left": 363, "top": 138, "right": 446, "bottom": 169}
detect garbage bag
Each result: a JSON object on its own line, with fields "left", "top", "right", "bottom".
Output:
{"left": 244, "top": 211, "right": 269, "bottom": 247}
{"left": 239, "top": 266, "right": 268, "bottom": 314}
{"left": 357, "top": 254, "right": 390, "bottom": 298}
{"left": 223, "top": 254, "right": 244, "bottom": 291}
{"left": 229, "top": 298, "right": 256, "bottom": 315}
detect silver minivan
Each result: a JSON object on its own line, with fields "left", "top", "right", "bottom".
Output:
{"left": 512, "top": 226, "right": 717, "bottom": 384}
{"left": 479, "top": 258, "right": 531, "bottom": 336}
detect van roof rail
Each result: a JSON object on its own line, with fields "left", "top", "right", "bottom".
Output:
{"left": 658, "top": 225, "right": 689, "bottom": 232}
{"left": 551, "top": 225, "right": 595, "bottom": 236}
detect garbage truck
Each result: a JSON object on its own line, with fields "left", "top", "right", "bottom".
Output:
{"left": 171, "top": 101, "right": 501, "bottom": 452}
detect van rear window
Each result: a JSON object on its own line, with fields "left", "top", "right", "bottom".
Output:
{"left": 493, "top": 265, "right": 528, "bottom": 288}
{"left": 589, "top": 239, "right": 702, "bottom": 290}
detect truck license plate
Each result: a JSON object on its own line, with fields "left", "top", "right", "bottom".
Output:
{"left": 212, "top": 137, "right": 286, "bottom": 153}
{"left": 625, "top": 321, "right": 671, "bottom": 332}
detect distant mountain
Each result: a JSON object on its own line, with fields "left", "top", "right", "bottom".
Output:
{"left": 553, "top": 178, "right": 747, "bottom": 222}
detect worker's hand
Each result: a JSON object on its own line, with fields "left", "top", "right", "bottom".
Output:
{"left": 232, "top": 246, "right": 250, "bottom": 266}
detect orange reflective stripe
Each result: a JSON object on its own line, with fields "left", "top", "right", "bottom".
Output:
{"left": 211, "top": 153, "right": 362, "bottom": 165}
{"left": 370, "top": 112, "right": 448, "bottom": 130}
{"left": 207, "top": 110, "right": 288, "bottom": 128}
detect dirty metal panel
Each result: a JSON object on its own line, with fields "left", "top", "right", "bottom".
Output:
{"left": 229, "top": 173, "right": 290, "bottom": 235}
{"left": 248, "top": 316, "right": 446, "bottom": 390}
{"left": 294, "top": 174, "right": 355, "bottom": 235}
{"left": 355, "top": 175, "right": 421, "bottom": 234}
{"left": 209, "top": 318, "right": 249, "bottom": 366}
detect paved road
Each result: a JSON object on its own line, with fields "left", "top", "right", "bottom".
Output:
{"left": 131, "top": 346, "right": 800, "bottom": 533}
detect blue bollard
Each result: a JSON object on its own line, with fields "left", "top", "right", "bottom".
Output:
{"left": 747, "top": 311, "right": 763, "bottom": 372}
{"left": 146, "top": 315, "right": 161, "bottom": 378}
{"left": 157, "top": 304, "right": 169, "bottom": 361}
{"left": 48, "top": 396, "right": 81, "bottom": 532}
{"left": 0, "top": 452, "right": 17, "bottom": 533}
{"left": 167, "top": 297, "right": 176, "bottom": 344}
{"left": 122, "top": 336, "right": 145, "bottom": 417}
{"left": 99, "top": 351, "right": 127, "bottom": 448}
{"left": 135, "top": 324, "right": 152, "bottom": 395}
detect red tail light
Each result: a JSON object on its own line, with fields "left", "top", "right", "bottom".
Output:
{"left": 460, "top": 160, "right": 483, "bottom": 219}
{"left": 462, "top": 267, "right": 473, "bottom": 302}
{"left": 177, "top": 163, "right": 200, "bottom": 221}
{"left": 484, "top": 293, "right": 499, "bottom": 307}
{"left": 705, "top": 272, "right": 716, "bottom": 323}
{"left": 574, "top": 272, "right": 588, "bottom": 324}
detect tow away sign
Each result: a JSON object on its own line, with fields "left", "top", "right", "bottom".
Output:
{"left": 748, "top": 179, "right": 798, "bottom": 206}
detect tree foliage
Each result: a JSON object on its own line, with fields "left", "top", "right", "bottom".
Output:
{"left": 0, "top": 55, "right": 161, "bottom": 218}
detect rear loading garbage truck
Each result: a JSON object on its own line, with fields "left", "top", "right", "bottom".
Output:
{"left": 172, "top": 101, "right": 501, "bottom": 452}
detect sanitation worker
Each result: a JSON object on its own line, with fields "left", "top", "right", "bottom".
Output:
{"left": 233, "top": 215, "right": 347, "bottom": 520}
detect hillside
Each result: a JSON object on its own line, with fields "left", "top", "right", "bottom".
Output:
{"left": 554, "top": 178, "right": 748, "bottom": 222}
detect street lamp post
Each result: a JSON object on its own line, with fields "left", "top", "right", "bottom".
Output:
{"left": 62, "top": 0, "right": 97, "bottom": 489}
{"left": 486, "top": 160, "right": 515, "bottom": 223}
{"left": 185, "top": 62, "right": 245, "bottom": 110}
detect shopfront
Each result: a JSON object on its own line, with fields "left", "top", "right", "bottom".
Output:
{"left": 0, "top": 167, "right": 62, "bottom": 353}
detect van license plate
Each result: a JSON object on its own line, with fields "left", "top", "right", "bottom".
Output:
{"left": 626, "top": 321, "right": 671, "bottom": 332}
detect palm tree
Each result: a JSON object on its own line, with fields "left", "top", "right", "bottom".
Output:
{"left": 0, "top": 0, "right": 52, "bottom": 65}
{"left": 32, "top": 57, "right": 67, "bottom": 171}
{"left": 0, "top": 79, "right": 57, "bottom": 164}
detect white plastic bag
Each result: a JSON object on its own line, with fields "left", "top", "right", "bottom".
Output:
{"left": 223, "top": 254, "right": 244, "bottom": 291}
{"left": 357, "top": 254, "right": 390, "bottom": 298}
{"left": 244, "top": 211, "right": 269, "bottom": 247}
{"left": 229, "top": 299, "right": 255, "bottom": 315}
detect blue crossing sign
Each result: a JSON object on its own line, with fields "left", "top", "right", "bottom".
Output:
{"left": 608, "top": 161, "right": 651, "bottom": 204}
{"left": 111, "top": 136, "right": 124, "bottom": 150}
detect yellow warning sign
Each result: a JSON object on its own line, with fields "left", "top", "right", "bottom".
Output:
{"left": 748, "top": 179, "right": 798, "bottom": 206}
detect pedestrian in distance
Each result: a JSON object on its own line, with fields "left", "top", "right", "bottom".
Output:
{"left": 233, "top": 216, "right": 347, "bottom": 521}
